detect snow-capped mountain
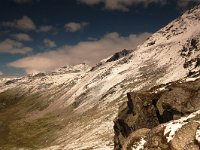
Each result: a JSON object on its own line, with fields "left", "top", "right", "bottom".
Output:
{"left": 0, "top": 5, "right": 200, "bottom": 150}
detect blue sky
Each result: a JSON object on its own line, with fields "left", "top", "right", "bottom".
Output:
{"left": 0, "top": 0, "right": 199, "bottom": 76}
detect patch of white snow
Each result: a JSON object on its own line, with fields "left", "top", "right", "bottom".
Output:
{"left": 132, "top": 138, "right": 146, "bottom": 150}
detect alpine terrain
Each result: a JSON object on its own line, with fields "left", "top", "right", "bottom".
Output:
{"left": 0, "top": 5, "right": 200, "bottom": 150}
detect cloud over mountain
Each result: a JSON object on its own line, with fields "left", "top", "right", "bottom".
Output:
{"left": 8, "top": 32, "right": 151, "bottom": 73}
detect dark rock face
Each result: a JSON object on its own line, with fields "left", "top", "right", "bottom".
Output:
{"left": 33, "top": 72, "right": 46, "bottom": 78}
{"left": 114, "top": 92, "right": 160, "bottom": 149}
{"left": 114, "top": 78, "right": 200, "bottom": 149}
{"left": 181, "top": 36, "right": 200, "bottom": 74}
{"left": 106, "top": 49, "right": 132, "bottom": 63}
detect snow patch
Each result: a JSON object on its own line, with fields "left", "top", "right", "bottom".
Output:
{"left": 132, "top": 138, "right": 146, "bottom": 150}
{"left": 164, "top": 110, "right": 200, "bottom": 142}
{"left": 186, "top": 77, "right": 199, "bottom": 82}
{"left": 164, "top": 121, "right": 187, "bottom": 142}
{"left": 195, "top": 125, "right": 200, "bottom": 144}
{"left": 154, "top": 86, "right": 166, "bottom": 93}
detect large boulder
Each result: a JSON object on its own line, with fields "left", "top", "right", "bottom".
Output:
{"left": 114, "top": 78, "right": 200, "bottom": 149}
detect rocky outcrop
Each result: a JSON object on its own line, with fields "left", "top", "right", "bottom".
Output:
{"left": 106, "top": 49, "right": 132, "bottom": 63}
{"left": 114, "top": 78, "right": 200, "bottom": 149}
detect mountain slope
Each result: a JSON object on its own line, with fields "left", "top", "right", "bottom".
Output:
{"left": 0, "top": 5, "right": 200, "bottom": 150}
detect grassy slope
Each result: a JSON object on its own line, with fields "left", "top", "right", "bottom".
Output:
{"left": 0, "top": 88, "right": 62, "bottom": 149}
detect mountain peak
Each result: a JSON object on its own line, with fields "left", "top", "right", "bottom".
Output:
{"left": 55, "top": 63, "right": 91, "bottom": 74}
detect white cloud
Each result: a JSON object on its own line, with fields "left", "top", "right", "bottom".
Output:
{"left": 8, "top": 32, "right": 151, "bottom": 73}
{"left": 13, "top": 33, "right": 32, "bottom": 41}
{"left": 38, "top": 25, "right": 54, "bottom": 32}
{"left": 1, "top": 16, "right": 36, "bottom": 31}
{"left": 1, "top": 16, "right": 57, "bottom": 33}
{"left": 0, "top": 39, "right": 32, "bottom": 54}
{"left": 79, "top": 0, "right": 200, "bottom": 11}
{"left": 43, "top": 39, "right": 57, "bottom": 48}
{"left": 0, "top": 71, "right": 3, "bottom": 76}
{"left": 65, "top": 22, "right": 89, "bottom": 32}
{"left": 79, "top": 0, "right": 166, "bottom": 11}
